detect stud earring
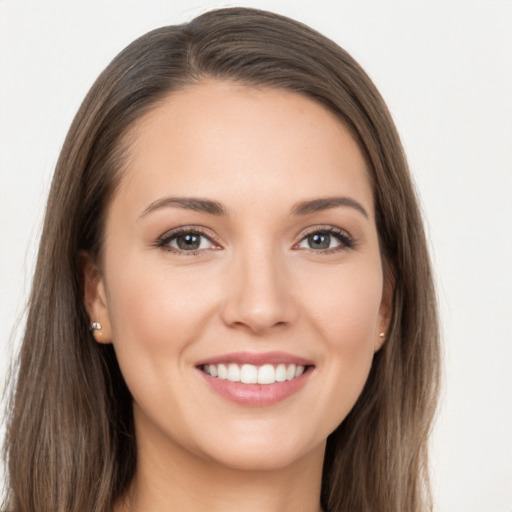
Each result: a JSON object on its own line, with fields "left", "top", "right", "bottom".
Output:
{"left": 90, "top": 322, "right": 103, "bottom": 338}
{"left": 379, "top": 332, "right": 385, "bottom": 339}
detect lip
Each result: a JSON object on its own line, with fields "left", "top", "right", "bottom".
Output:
{"left": 195, "top": 351, "right": 314, "bottom": 406}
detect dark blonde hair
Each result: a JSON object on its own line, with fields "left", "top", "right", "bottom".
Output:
{"left": 3, "top": 7, "right": 440, "bottom": 512}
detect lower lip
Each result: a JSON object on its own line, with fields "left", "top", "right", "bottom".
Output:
{"left": 198, "top": 368, "right": 312, "bottom": 406}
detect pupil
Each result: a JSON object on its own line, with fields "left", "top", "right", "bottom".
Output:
{"left": 177, "top": 234, "right": 200, "bottom": 250}
{"left": 308, "top": 233, "right": 330, "bottom": 249}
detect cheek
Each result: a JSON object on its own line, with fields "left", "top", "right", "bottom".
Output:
{"left": 300, "top": 258, "right": 383, "bottom": 410}
{"left": 102, "top": 259, "right": 218, "bottom": 419}
{"left": 304, "top": 257, "right": 383, "bottom": 344}
{"left": 103, "top": 252, "right": 226, "bottom": 376}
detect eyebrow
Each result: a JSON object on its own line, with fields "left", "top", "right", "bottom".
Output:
{"left": 140, "top": 195, "right": 368, "bottom": 220}
{"left": 291, "top": 197, "right": 369, "bottom": 219}
{"left": 140, "top": 197, "right": 227, "bottom": 218}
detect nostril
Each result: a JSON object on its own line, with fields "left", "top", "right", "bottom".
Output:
{"left": 219, "top": 264, "right": 298, "bottom": 333}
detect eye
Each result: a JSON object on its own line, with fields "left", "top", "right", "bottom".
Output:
{"left": 295, "top": 227, "right": 354, "bottom": 252}
{"left": 157, "top": 228, "right": 219, "bottom": 254}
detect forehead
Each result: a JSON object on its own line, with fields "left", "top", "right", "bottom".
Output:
{"left": 116, "top": 80, "right": 374, "bottom": 217}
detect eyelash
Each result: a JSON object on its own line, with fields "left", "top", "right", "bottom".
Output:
{"left": 155, "top": 225, "right": 355, "bottom": 256}
{"left": 295, "top": 226, "right": 355, "bottom": 253}
{"left": 155, "top": 227, "right": 219, "bottom": 256}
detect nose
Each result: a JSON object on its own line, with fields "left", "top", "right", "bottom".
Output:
{"left": 220, "top": 245, "right": 297, "bottom": 335}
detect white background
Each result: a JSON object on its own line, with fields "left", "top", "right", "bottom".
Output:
{"left": 1, "top": 1, "right": 511, "bottom": 511}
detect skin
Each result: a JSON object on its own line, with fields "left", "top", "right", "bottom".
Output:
{"left": 84, "top": 81, "right": 391, "bottom": 512}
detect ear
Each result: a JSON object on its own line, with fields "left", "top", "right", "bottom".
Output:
{"left": 79, "top": 251, "right": 112, "bottom": 344}
{"left": 375, "top": 269, "right": 395, "bottom": 352}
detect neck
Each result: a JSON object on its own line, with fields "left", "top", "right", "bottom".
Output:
{"left": 116, "top": 422, "right": 325, "bottom": 512}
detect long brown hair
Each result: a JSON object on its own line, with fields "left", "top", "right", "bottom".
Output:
{"left": 3, "top": 8, "right": 440, "bottom": 512}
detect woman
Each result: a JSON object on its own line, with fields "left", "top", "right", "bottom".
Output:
{"left": 2, "top": 7, "right": 440, "bottom": 512}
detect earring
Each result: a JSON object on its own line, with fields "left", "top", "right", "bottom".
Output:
{"left": 379, "top": 332, "right": 385, "bottom": 339}
{"left": 90, "top": 322, "right": 103, "bottom": 338}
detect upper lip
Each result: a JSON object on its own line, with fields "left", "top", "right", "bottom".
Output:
{"left": 195, "top": 351, "right": 314, "bottom": 367}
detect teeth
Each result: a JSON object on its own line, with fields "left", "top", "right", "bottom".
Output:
{"left": 258, "top": 364, "right": 275, "bottom": 385}
{"left": 203, "top": 363, "right": 307, "bottom": 385}
{"left": 227, "top": 363, "right": 240, "bottom": 382}
{"left": 286, "top": 364, "right": 296, "bottom": 381}
{"left": 240, "top": 364, "right": 258, "bottom": 384}
{"left": 218, "top": 364, "right": 228, "bottom": 380}
{"left": 275, "top": 364, "right": 287, "bottom": 382}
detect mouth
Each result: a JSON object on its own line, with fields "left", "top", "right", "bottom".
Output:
{"left": 195, "top": 352, "right": 314, "bottom": 406}
{"left": 201, "top": 362, "right": 308, "bottom": 384}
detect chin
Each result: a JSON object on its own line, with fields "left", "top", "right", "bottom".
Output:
{"left": 197, "top": 431, "right": 326, "bottom": 472}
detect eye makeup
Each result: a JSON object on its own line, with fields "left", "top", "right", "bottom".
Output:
{"left": 155, "top": 226, "right": 221, "bottom": 256}
{"left": 153, "top": 223, "right": 355, "bottom": 257}
{"left": 294, "top": 225, "right": 355, "bottom": 254}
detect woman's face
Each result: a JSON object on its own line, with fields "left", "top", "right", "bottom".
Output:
{"left": 85, "top": 81, "right": 390, "bottom": 471}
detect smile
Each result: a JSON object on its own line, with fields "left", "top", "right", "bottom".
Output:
{"left": 196, "top": 352, "right": 314, "bottom": 406}
{"left": 202, "top": 363, "right": 306, "bottom": 384}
